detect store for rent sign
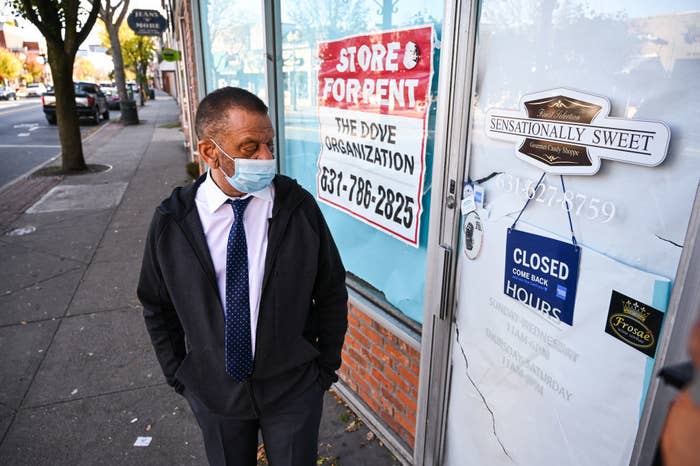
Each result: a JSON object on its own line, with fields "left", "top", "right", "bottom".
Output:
{"left": 316, "top": 26, "right": 434, "bottom": 247}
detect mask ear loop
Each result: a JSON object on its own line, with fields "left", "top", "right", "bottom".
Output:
{"left": 210, "top": 138, "right": 237, "bottom": 178}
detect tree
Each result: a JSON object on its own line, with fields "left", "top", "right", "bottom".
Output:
{"left": 0, "top": 47, "right": 22, "bottom": 84}
{"left": 72, "top": 55, "right": 95, "bottom": 81}
{"left": 98, "top": 0, "right": 132, "bottom": 121}
{"left": 121, "top": 26, "right": 155, "bottom": 105}
{"left": 23, "top": 54, "right": 43, "bottom": 82}
{"left": 10, "top": 0, "right": 101, "bottom": 172}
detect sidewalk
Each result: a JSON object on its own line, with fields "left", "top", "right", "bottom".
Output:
{"left": 0, "top": 93, "right": 401, "bottom": 466}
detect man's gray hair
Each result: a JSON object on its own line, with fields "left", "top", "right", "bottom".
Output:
{"left": 195, "top": 87, "right": 268, "bottom": 140}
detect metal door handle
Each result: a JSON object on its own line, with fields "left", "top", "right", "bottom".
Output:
{"left": 439, "top": 244, "right": 452, "bottom": 320}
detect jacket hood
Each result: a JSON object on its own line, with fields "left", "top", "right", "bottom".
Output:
{"left": 157, "top": 173, "right": 308, "bottom": 220}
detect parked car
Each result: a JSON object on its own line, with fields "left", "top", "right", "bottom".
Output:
{"left": 0, "top": 86, "right": 17, "bottom": 100}
{"left": 42, "top": 82, "right": 109, "bottom": 125}
{"left": 26, "top": 83, "right": 47, "bottom": 97}
{"left": 101, "top": 86, "right": 121, "bottom": 109}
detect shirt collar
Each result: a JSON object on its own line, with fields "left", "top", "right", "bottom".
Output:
{"left": 201, "top": 170, "right": 274, "bottom": 214}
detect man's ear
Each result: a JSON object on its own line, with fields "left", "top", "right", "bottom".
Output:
{"left": 198, "top": 139, "right": 219, "bottom": 168}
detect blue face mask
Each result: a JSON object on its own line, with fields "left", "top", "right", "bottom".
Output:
{"left": 211, "top": 139, "right": 276, "bottom": 193}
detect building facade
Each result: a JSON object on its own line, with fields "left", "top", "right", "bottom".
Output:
{"left": 164, "top": 1, "right": 700, "bottom": 464}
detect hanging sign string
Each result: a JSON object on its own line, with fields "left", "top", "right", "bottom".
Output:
{"left": 510, "top": 172, "right": 579, "bottom": 248}
{"left": 560, "top": 175, "right": 578, "bottom": 247}
{"left": 510, "top": 172, "right": 546, "bottom": 230}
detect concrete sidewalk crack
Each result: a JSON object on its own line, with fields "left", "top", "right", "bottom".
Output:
{"left": 5, "top": 210, "right": 111, "bottom": 231}
{"left": 455, "top": 323, "right": 512, "bottom": 461}
{"left": 0, "top": 238, "right": 90, "bottom": 266}
{"left": 0, "top": 266, "right": 84, "bottom": 299}
{"left": 0, "top": 302, "right": 136, "bottom": 329}
{"left": 20, "top": 382, "right": 167, "bottom": 411}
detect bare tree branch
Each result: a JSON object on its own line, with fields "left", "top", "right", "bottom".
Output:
{"left": 116, "top": 0, "right": 130, "bottom": 27}
{"left": 21, "top": 0, "right": 63, "bottom": 45}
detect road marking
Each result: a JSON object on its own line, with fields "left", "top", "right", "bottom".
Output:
{"left": 17, "top": 133, "right": 30, "bottom": 137}
{"left": 0, "top": 102, "right": 41, "bottom": 116}
{"left": 28, "top": 126, "right": 41, "bottom": 131}
{"left": 0, "top": 120, "right": 112, "bottom": 194}
{"left": 0, "top": 144, "right": 60, "bottom": 148}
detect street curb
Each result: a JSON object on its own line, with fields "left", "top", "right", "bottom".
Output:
{"left": 0, "top": 121, "right": 112, "bottom": 197}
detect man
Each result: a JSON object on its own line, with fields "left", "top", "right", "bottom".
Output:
{"left": 138, "top": 87, "right": 348, "bottom": 466}
{"left": 660, "top": 317, "right": 700, "bottom": 466}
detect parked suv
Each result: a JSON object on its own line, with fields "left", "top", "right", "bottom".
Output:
{"left": 42, "top": 82, "right": 109, "bottom": 125}
{"left": 0, "top": 86, "right": 17, "bottom": 100}
{"left": 26, "top": 83, "right": 47, "bottom": 97}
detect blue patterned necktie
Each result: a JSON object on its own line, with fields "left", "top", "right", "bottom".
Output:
{"left": 224, "top": 197, "right": 253, "bottom": 382}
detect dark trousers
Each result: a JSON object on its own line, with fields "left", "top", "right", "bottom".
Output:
{"left": 185, "top": 382, "right": 325, "bottom": 466}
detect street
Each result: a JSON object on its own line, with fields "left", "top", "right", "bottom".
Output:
{"left": 0, "top": 98, "right": 117, "bottom": 190}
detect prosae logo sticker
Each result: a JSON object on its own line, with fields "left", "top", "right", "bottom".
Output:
{"left": 605, "top": 290, "right": 664, "bottom": 358}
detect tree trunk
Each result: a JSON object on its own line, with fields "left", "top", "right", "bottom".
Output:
{"left": 139, "top": 62, "right": 146, "bottom": 106}
{"left": 106, "top": 22, "right": 130, "bottom": 119}
{"left": 47, "top": 42, "right": 86, "bottom": 172}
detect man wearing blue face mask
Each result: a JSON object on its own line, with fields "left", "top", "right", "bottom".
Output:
{"left": 138, "top": 87, "right": 348, "bottom": 466}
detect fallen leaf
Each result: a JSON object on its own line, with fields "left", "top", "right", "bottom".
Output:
{"left": 366, "top": 431, "right": 375, "bottom": 441}
{"left": 345, "top": 419, "right": 361, "bottom": 432}
{"left": 257, "top": 443, "right": 268, "bottom": 463}
{"left": 146, "top": 424, "right": 152, "bottom": 432}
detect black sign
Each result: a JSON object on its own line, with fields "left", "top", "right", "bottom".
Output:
{"left": 127, "top": 9, "right": 167, "bottom": 36}
{"left": 605, "top": 290, "right": 664, "bottom": 357}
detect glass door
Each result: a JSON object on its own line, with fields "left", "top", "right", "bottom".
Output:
{"left": 442, "top": 1, "right": 700, "bottom": 465}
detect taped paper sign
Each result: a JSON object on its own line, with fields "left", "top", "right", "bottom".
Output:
{"left": 316, "top": 26, "right": 434, "bottom": 246}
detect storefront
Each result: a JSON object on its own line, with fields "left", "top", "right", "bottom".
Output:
{"left": 168, "top": 0, "right": 699, "bottom": 464}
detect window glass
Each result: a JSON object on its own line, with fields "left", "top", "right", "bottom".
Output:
{"left": 444, "top": 1, "right": 700, "bottom": 464}
{"left": 278, "top": 0, "right": 444, "bottom": 324}
{"left": 199, "top": 0, "right": 268, "bottom": 100}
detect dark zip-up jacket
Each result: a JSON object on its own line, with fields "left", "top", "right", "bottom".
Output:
{"left": 137, "top": 174, "right": 348, "bottom": 417}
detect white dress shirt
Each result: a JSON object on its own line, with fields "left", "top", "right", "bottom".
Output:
{"left": 194, "top": 171, "right": 274, "bottom": 354}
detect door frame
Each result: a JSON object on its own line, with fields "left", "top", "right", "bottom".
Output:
{"left": 415, "top": 1, "right": 700, "bottom": 465}
{"left": 415, "top": 0, "right": 480, "bottom": 464}
{"left": 631, "top": 183, "right": 700, "bottom": 465}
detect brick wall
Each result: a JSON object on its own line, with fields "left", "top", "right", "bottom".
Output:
{"left": 338, "top": 302, "right": 420, "bottom": 449}
{"left": 178, "top": 0, "right": 200, "bottom": 165}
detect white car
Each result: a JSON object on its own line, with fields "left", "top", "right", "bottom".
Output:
{"left": 25, "top": 83, "right": 47, "bottom": 97}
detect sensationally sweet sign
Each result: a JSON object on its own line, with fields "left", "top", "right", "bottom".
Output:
{"left": 485, "top": 88, "right": 671, "bottom": 175}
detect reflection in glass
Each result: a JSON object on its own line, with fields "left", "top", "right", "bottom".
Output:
{"left": 200, "top": 0, "right": 268, "bottom": 100}
{"left": 279, "top": 0, "right": 444, "bottom": 323}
